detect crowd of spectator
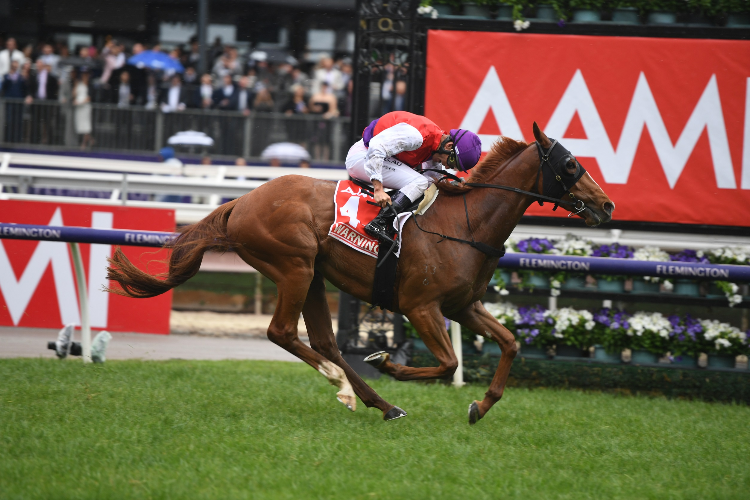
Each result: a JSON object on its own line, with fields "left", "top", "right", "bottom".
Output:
{"left": 0, "top": 35, "right": 360, "bottom": 115}
{"left": 0, "top": 34, "right": 409, "bottom": 154}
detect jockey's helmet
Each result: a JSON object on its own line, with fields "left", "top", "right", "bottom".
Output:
{"left": 446, "top": 129, "right": 482, "bottom": 172}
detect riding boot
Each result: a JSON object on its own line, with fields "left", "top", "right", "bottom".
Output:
{"left": 364, "top": 191, "right": 412, "bottom": 243}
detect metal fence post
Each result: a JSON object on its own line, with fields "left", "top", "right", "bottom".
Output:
{"left": 69, "top": 242, "right": 92, "bottom": 363}
{"left": 155, "top": 110, "right": 164, "bottom": 152}
{"left": 0, "top": 99, "right": 5, "bottom": 145}
{"left": 63, "top": 100, "right": 76, "bottom": 147}
{"left": 331, "top": 119, "right": 343, "bottom": 162}
{"left": 451, "top": 321, "right": 465, "bottom": 387}
{"left": 243, "top": 114, "right": 253, "bottom": 158}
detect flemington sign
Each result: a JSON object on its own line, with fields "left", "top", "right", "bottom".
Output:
{"left": 0, "top": 224, "right": 175, "bottom": 247}
{"left": 499, "top": 254, "right": 749, "bottom": 282}
{"left": 425, "top": 32, "right": 750, "bottom": 227}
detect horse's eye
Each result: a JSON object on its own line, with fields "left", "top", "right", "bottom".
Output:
{"left": 565, "top": 158, "right": 578, "bottom": 173}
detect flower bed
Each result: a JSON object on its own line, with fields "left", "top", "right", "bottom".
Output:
{"left": 404, "top": 300, "right": 749, "bottom": 364}
{"left": 420, "top": 1, "right": 750, "bottom": 27}
{"left": 481, "top": 301, "right": 749, "bottom": 359}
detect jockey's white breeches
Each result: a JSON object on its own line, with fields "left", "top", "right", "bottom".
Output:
{"left": 345, "top": 140, "right": 431, "bottom": 203}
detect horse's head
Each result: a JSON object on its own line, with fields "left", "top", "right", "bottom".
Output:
{"left": 532, "top": 123, "right": 614, "bottom": 227}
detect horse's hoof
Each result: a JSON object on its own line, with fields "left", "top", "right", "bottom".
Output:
{"left": 364, "top": 351, "right": 389, "bottom": 368}
{"left": 337, "top": 393, "right": 356, "bottom": 412}
{"left": 468, "top": 401, "right": 483, "bottom": 425}
{"left": 383, "top": 406, "right": 407, "bottom": 421}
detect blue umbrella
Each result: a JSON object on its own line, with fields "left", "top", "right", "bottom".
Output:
{"left": 127, "top": 51, "right": 184, "bottom": 73}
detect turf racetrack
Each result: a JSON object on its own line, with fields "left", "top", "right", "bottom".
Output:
{"left": 1, "top": 359, "right": 748, "bottom": 499}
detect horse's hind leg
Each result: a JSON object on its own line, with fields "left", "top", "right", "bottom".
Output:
{"left": 368, "top": 304, "right": 459, "bottom": 381}
{"left": 449, "top": 301, "right": 518, "bottom": 425}
{"left": 303, "top": 271, "right": 404, "bottom": 420}
{"left": 261, "top": 266, "right": 361, "bottom": 414}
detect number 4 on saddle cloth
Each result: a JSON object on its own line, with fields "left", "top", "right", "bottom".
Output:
{"left": 328, "top": 179, "right": 439, "bottom": 310}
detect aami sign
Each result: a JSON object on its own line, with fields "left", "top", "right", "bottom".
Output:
{"left": 425, "top": 31, "right": 750, "bottom": 227}
{"left": 0, "top": 200, "right": 174, "bottom": 333}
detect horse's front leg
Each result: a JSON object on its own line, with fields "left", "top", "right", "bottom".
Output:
{"left": 448, "top": 301, "right": 518, "bottom": 425}
{"left": 365, "top": 304, "right": 458, "bottom": 381}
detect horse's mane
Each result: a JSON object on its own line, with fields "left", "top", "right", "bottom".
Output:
{"left": 439, "top": 136, "right": 529, "bottom": 195}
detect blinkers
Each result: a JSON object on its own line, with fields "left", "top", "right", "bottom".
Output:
{"left": 535, "top": 139, "right": 587, "bottom": 214}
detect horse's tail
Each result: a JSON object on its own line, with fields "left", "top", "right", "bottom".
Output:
{"left": 106, "top": 198, "right": 240, "bottom": 298}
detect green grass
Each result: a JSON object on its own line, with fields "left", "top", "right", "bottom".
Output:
{"left": 1, "top": 359, "right": 748, "bottom": 499}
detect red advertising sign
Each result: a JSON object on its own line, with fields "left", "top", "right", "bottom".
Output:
{"left": 425, "top": 31, "right": 750, "bottom": 227}
{"left": 0, "top": 200, "right": 175, "bottom": 334}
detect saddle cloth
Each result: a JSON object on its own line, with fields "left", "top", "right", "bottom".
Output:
{"left": 328, "top": 180, "right": 439, "bottom": 259}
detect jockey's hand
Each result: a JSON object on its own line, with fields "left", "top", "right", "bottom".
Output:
{"left": 372, "top": 180, "right": 392, "bottom": 207}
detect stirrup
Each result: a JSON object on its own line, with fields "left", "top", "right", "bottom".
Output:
{"left": 365, "top": 224, "right": 393, "bottom": 242}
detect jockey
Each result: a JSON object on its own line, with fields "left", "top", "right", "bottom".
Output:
{"left": 345, "top": 111, "right": 482, "bottom": 242}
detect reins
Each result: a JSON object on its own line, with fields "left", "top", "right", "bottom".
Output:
{"left": 411, "top": 140, "right": 587, "bottom": 258}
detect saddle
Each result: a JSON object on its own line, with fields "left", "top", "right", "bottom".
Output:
{"left": 347, "top": 177, "right": 427, "bottom": 311}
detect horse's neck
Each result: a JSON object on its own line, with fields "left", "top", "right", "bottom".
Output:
{"left": 464, "top": 150, "right": 538, "bottom": 250}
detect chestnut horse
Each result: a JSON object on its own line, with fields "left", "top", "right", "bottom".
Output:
{"left": 107, "top": 124, "right": 614, "bottom": 424}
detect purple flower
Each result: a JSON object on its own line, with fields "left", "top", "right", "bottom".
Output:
{"left": 515, "top": 238, "right": 554, "bottom": 254}
{"left": 670, "top": 249, "right": 709, "bottom": 263}
{"left": 593, "top": 243, "right": 634, "bottom": 259}
{"left": 525, "top": 337, "right": 532, "bottom": 344}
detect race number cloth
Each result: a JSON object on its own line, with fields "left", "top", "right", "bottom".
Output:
{"left": 329, "top": 181, "right": 384, "bottom": 258}
{"left": 425, "top": 31, "right": 750, "bottom": 227}
{"left": 329, "top": 181, "right": 439, "bottom": 259}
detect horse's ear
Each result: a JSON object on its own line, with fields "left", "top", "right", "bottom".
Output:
{"left": 532, "top": 122, "right": 551, "bottom": 148}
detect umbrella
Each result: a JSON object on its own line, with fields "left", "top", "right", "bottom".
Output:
{"left": 127, "top": 51, "right": 184, "bottom": 73}
{"left": 260, "top": 142, "right": 311, "bottom": 163}
{"left": 167, "top": 131, "right": 214, "bottom": 147}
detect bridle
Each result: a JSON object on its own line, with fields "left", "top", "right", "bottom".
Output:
{"left": 531, "top": 139, "right": 587, "bottom": 217}
{"left": 408, "top": 139, "right": 589, "bottom": 260}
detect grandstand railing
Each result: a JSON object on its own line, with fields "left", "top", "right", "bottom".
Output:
{"left": 0, "top": 98, "right": 350, "bottom": 161}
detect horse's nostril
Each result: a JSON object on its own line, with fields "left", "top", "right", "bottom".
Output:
{"left": 603, "top": 202, "right": 615, "bottom": 216}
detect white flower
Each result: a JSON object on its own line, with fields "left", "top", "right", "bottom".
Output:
{"left": 550, "top": 279, "right": 561, "bottom": 288}
{"left": 484, "top": 301, "right": 521, "bottom": 324}
{"left": 513, "top": 19, "right": 530, "bottom": 31}
{"left": 729, "top": 294, "right": 742, "bottom": 307}
{"left": 710, "top": 246, "right": 750, "bottom": 264}
{"left": 475, "top": 334, "right": 485, "bottom": 344}
{"left": 730, "top": 283, "right": 739, "bottom": 294}
{"left": 551, "top": 234, "right": 593, "bottom": 257}
{"left": 662, "top": 280, "right": 673, "bottom": 291}
{"left": 633, "top": 246, "right": 670, "bottom": 262}
{"left": 700, "top": 319, "right": 741, "bottom": 345}
{"left": 551, "top": 288, "right": 560, "bottom": 296}
{"left": 499, "top": 288, "right": 510, "bottom": 296}
{"left": 627, "top": 311, "right": 672, "bottom": 338}
{"left": 549, "top": 307, "right": 586, "bottom": 334}
{"left": 585, "top": 321, "right": 595, "bottom": 331}
{"left": 715, "top": 338, "right": 731, "bottom": 350}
